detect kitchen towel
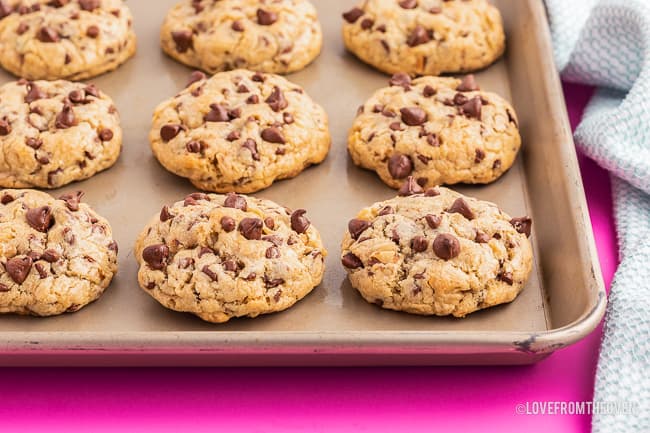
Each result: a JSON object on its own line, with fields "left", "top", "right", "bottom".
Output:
{"left": 545, "top": 0, "right": 650, "bottom": 431}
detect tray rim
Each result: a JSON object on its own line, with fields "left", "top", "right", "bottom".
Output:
{"left": 0, "top": 0, "right": 608, "bottom": 364}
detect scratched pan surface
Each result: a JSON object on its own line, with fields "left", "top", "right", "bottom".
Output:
{"left": 0, "top": 0, "right": 606, "bottom": 366}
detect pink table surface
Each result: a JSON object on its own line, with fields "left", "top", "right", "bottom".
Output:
{"left": 0, "top": 83, "right": 618, "bottom": 433}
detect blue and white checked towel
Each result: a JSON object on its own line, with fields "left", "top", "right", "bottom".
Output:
{"left": 545, "top": 0, "right": 650, "bottom": 431}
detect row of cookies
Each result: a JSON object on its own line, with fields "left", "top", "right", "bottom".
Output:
{"left": 0, "top": 180, "right": 532, "bottom": 322}
{"left": 0, "top": 0, "right": 504, "bottom": 80}
{"left": 0, "top": 70, "right": 520, "bottom": 193}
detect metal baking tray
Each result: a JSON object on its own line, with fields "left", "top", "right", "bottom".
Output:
{"left": 0, "top": 0, "right": 606, "bottom": 366}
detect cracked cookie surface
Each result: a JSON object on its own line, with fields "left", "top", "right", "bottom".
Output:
{"left": 0, "top": 79, "right": 122, "bottom": 189}
{"left": 342, "top": 0, "right": 505, "bottom": 75}
{"left": 149, "top": 69, "right": 330, "bottom": 193}
{"left": 0, "top": 189, "right": 118, "bottom": 316}
{"left": 161, "top": 0, "right": 322, "bottom": 74}
{"left": 0, "top": 0, "right": 136, "bottom": 80}
{"left": 348, "top": 74, "right": 520, "bottom": 189}
{"left": 341, "top": 180, "right": 532, "bottom": 317}
{"left": 135, "top": 192, "right": 327, "bottom": 323}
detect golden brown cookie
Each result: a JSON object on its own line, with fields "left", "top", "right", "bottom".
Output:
{"left": 341, "top": 178, "right": 533, "bottom": 317}
{"left": 160, "top": 0, "right": 322, "bottom": 74}
{"left": 135, "top": 192, "right": 326, "bottom": 323}
{"left": 149, "top": 69, "right": 330, "bottom": 193}
{"left": 0, "top": 189, "right": 118, "bottom": 316}
{"left": 348, "top": 74, "right": 520, "bottom": 189}
{"left": 342, "top": 0, "right": 505, "bottom": 75}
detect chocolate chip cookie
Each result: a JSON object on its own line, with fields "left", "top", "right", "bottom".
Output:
{"left": 348, "top": 74, "right": 520, "bottom": 189}
{"left": 0, "top": 79, "right": 122, "bottom": 189}
{"left": 0, "top": 0, "right": 136, "bottom": 80}
{"left": 135, "top": 192, "right": 326, "bottom": 323}
{"left": 342, "top": 0, "right": 505, "bottom": 75}
{"left": 150, "top": 69, "right": 330, "bottom": 193}
{"left": 0, "top": 189, "right": 118, "bottom": 316}
{"left": 341, "top": 178, "right": 533, "bottom": 317}
{"left": 161, "top": 0, "right": 322, "bottom": 74}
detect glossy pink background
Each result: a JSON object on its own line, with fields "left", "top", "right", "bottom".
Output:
{"left": 0, "top": 83, "right": 618, "bottom": 433}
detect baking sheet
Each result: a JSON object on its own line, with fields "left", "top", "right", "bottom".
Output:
{"left": 0, "top": 0, "right": 606, "bottom": 366}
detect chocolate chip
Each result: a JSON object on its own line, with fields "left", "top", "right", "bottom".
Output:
{"left": 406, "top": 25, "right": 430, "bottom": 47}
{"left": 37, "top": 26, "right": 59, "bottom": 43}
{"left": 387, "top": 153, "right": 413, "bottom": 179}
{"left": 184, "top": 192, "right": 208, "bottom": 206}
{"left": 410, "top": 236, "right": 428, "bottom": 252}
{"left": 5, "top": 256, "right": 32, "bottom": 284}
{"left": 142, "top": 244, "right": 169, "bottom": 270}
{"left": 171, "top": 30, "right": 193, "bottom": 53}
{"left": 86, "top": 25, "right": 99, "bottom": 38}
{"left": 238, "top": 217, "right": 263, "bottom": 240}
{"left": 265, "top": 86, "right": 288, "bottom": 112}
{"left": 475, "top": 232, "right": 490, "bottom": 243}
{"left": 0, "top": 1, "right": 11, "bottom": 18}
{"left": 0, "top": 118, "right": 12, "bottom": 136}
{"left": 108, "top": 240, "right": 118, "bottom": 253}
{"left": 429, "top": 6, "right": 442, "bottom": 13}
{"left": 510, "top": 216, "right": 532, "bottom": 237}
{"left": 223, "top": 192, "right": 247, "bottom": 210}
{"left": 348, "top": 219, "right": 370, "bottom": 240}
{"left": 42, "top": 249, "right": 60, "bottom": 263}
{"left": 423, "top": 85, "right": 436, "bottom": 97}
{"left": 242, "top": 139, "right": 259, "bottom": 161}
{"left": 498, "top": 271, "right": 514, "bottom": 285}
{"left": 25, "top": 83, "right": 46, "bottom": 103}
{"left": 433, "top": 234, "right": 460, "bottom": 260}
{"left": 388, "top": 72, "right": 411, "bottom": 89}
{"left": 55, "top": 103, "right": 76, "bottom": 129}
{"left": 204, "top": 103, "right": 229, "bottom": 122}
{"left": 246, "top": 94, "right": 259, "bottom": 104}
{"left": 84, "top": 84, "right": 99, "bottom": 98}
{"left": 261, "top": 127, "right": 285, "bottom": 144}
{"left": 68, "top": 89, "right": 86, "bottom": 103}
{"left": 265, "top": 246, "right": 280, "bottom": 259}
{"left": 425, "top": 214, "right": 441, "bottom": 229}
{"left": 474, "top": 148, "right": 485, "bottom": 163}
{"left": 231, "top": 20, "right": 244, "bottom": 32}
{"left": 34, "top": 263, "right": 47, "bottom": 279}
{"left": 160, "top": 205, "right": 174, "bottom": 222}
{"left": 251, "top": 72, "right": 265, "bottom": 82}
{"left": 220, "top": 216, "right": 236, "bottom": 232}
{"left": 389, "top": 122, "right": 403, "bottom": 131}
{"left": 453, "top": 93, "right": 468, "bottom": 105}
{"left": 342, "top": 7, "right": 363, "bottom": 23}
{"left": 360, "top": 18, "right": 374, "bottom": 29}
{"left": 507, "top": 109, "right": 517, "bottom": 126}
{"left": 160, "top": 124, "right": 183, "bottom": 141}
{"left": 264, "top": 276, "right": 284, "bottom": 288}
{"left": 79, "top": 0, "right": 99, "bottom": 11}
{"left": 186, "top": 70, "right": 206, "bottom": 88}
{"left": 459, "top": 96, "right": 482, "bottom": 120}
{"left": 1, "top": 193, "right": 14, "bottom": 204}
{"left": 341, "top": 252, "right": 363, "bottom": 269}
{"left": 0, "top": 283, "right": 8, "bottom": 292}
{"left": 223, "top": 260, "right": 237, "bottom": 272}
{"left": 456, "top": 74, "right": 480, "bottom": 92}
{"left": 16, "top": 21, "right": 28, "bottom": 34}
{"left": 226, "top": 131, "right": 241, "bottom": 142}
{"left": 290, "top": 209, "right": 310, "bottom": 234}
{"left": 58, "top": 191, "right": 83, "bottom": 211}
{"left": 447, "top": 198, "right": 475, "bottom": 220}
{"left": 399, "top": 0, "right": 417, "bottom": 8}
{"left": 400, "top": 107, "right": 427, "bottom": 126}
{"left": 26, "top": 206, "right": 54, "bottom": 232}
{"left": 200, "top": 265, "right": 217, "bottom": 282}
{"left": 24, "top": 137, "right": 41, "bottom": 150}
{"left": 98, "top": 128, "right": 113, "bottom": 141}
{"left": 186, "top": 140, "right": 201, "bottom": 153}
{"left": 378, "top": 206, "right": 393, "bottom": 216}
{"left": 36, "top": 154, "right": 50, "bottom": 164}
{"left": 398, "top": 175, "right": 423, "bottom": 196}
{"left": 283, "top": 112, "right": 294, "bottom": 124}
{"left": 257, "top": 8, "right": 278, "bottom": 25}
{"left": 493, "top": 159, "right": 502, "bottom": 169}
